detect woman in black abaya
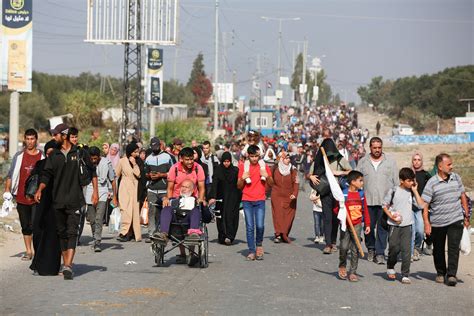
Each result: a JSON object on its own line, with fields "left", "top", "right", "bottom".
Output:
{"left": 30, "top": 140, "right": 61, "bottom": 276}
{"left": 209, "top": 152, "right": 242, "bottom": 245}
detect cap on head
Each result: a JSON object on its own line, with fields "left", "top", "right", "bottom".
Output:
{"left": 50, "top": 123, "right": 69, "bottom": 135}
{"left": 150, "top": 137, "right": 161, "bottom": 149}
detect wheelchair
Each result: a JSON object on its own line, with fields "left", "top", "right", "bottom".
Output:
{"left": 150, "top": 199, "right": 215, "bottom": 268}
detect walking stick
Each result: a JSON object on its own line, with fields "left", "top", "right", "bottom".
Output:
{"left": 320, "top": 147, "right": 365, "bottom": 258}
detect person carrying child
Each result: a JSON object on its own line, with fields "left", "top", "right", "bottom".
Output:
{"left": 383, "top": 168, "right": 425, "bottom": 284}
{"left": 337, "top": 170, "right": 370, "bottom": 282}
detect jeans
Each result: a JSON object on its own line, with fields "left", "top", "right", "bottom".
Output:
{"left": 313, "top": 211, "right": 324, "bottom": 237}
{"left": 431, "top": 220, "right": 464, "bottom": 277}
{"left": 147, "top": 191, "right": 163, "bottom": 236}
{"left": 339, "top": 223, "right": 362, "bottom": 274}
{"left": 411, "top": 208, "right": 424, "bottom": 254}
{"left": 365, "top": 205, "right": 388, "bottom": 255}
{"left": 242, "top": 200, "right": 266, "bottom": 253}
{"left": 387, "top": 225, "right": 412, "bottom": 277}
{"left": 321, "top": 194, "right": 338, "bottom": 246}
{"left": 86, "top": 201, "right": 107, "bottom": 242}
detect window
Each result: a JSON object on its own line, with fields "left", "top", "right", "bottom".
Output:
{"left": 256, "top": 117, "right": 268, "bottom": 128}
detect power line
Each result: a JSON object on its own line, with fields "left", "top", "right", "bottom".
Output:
{"left": 184, "top": 4, "right": 473, "bottom": 24}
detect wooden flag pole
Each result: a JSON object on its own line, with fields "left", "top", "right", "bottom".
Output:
{"left": 320, "top": 147, "right": 365, "bottom": 258}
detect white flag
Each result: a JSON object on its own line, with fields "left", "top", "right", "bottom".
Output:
{"left": 323, "top": 154, "right": 347, "bottom": 232}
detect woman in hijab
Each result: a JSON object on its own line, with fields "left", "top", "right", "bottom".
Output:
{"left": 29, "top": 140, "right": 61, "bottom": 275}
{"left": 411, "top": 151, "right": 431, "bottom": 259}
{"left": 107, "top": 143, "right": 120, "bottom": 169}
{"left": 115, "top": 142, "right": 141, "bottom": 242}
{"left": 309, "top": 138, "right": 351, "bottom": 254}
{"left": 270, "top": 151, "right": 299, "bottom": 243}
{"left": 209, "top": 152, "right": 242, "bottom": 245}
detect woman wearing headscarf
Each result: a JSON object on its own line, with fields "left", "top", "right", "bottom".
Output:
{"left": 29, "top": 140, "right": 61, "bottom": 275}
{"left": 107, "top": 143, "right": 120, "bottom": 169}
{"left": 411, "top": 151, "right": 432, "bottom": 259}
{"left": 309, "top": 138, "right": 351, "bottom": 254}
{"left": 209, "top": 152, "right": 242, "bottom": 245}
{"left": 270, "top": 151, "right": 299, "bottom": 243}
{"left": 115, "top": 142, "right": 141, "bottom": 242}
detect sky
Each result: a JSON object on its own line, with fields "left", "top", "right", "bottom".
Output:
{"left": 32, "top": 0, "right": 473, "bottom": 103}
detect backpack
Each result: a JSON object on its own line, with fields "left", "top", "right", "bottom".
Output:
{"left": 77, "top": 146, "right": 93, "bottom": 187}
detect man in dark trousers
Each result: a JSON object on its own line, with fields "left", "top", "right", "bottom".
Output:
{"left": 35, "top": 123, "right": 98, "bottom": 280}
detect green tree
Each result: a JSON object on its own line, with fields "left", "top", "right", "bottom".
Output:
{"left": 155, "top": 119, "right": 207, "bottom": 145}
{"left": 20, "top": 92, "right": 53, "bottom": 130}
{"left": 61, "top": 90, "right": 109, "bottom": 129}
{"left": 187, "top": 53, "right": 213, "bottom": 106}
{"left": 163, "top": 79, "right": 194, "bottom": 105}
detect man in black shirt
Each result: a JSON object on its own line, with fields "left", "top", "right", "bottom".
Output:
{"left": 35, "top": 123, "right": 98, "bottom": 280}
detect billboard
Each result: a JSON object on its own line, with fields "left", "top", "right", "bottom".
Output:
{"left": 145, "top": 48, "right": 163, "bottom": 106}
{"left": 455, "top": 117, "right": 474, "bottom": 133}
{"left": 212, "top": 83, "right": 234, "bottom": 104}
{"left": 1, "top": 0, "right": 32, "bottom": 92}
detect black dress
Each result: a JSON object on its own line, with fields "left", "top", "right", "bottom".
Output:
{"left": 29, "top": 159, "right": 61, "bottom": 276}
{"left": 210, "top": 164, "right": 242, "bottom": 244}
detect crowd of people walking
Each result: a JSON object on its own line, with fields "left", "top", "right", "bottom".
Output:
{"left": 3, "top": 103, "right": 471, "bottom": 286}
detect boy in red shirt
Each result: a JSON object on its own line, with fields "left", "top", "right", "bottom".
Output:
{"left": 337, "top": 170, "right": 370, "bottom": 282}
{"left": 237, "top": 145, "right": 274, "bottom": 261}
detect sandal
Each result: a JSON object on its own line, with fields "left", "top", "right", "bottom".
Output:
{"left": 21, "top": 253, "right": 33, "bottom": 261}
{"left": 387, "top": 269, "right": 396, "bottom": 280}
{"left": 338, "top": 267, "right": 347, "bottom": 280}
{"left": 256, "top": 246, "right": 264, "bottom": 260}
{"left": 246, "top": 253, "right": 256, "bottom": 261}
{"left": 348, "top": 274, "right": 359, "bottom": 282}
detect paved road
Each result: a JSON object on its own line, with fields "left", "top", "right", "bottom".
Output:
{"left": 1, "top": 185, "right": 473, "bottom": 315}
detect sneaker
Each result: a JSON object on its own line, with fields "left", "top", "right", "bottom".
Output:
{"left": 435, "top": 274, "right": 445, "bottom": 284}
{"left": 274, "top": 236, "right": 282, "bottom": 244}
{"left": 187, "top": 254, "right": 199, "bottom": 267}
{"left": 367, "top": 250, "right": 375, "bottom": 262}
{"left": 116, "top": 234, "right": 128, "bottom": 242}
{"left": 412, "top": 248, "right": 420, "bottom": 261}
{"left": 423, "top": 244, "right": 433, "bottom": 256}
{"left": 224, "top": 238, "right": 232, "bottom": 245}
{"left": 447, "top": 276, "right": 457, "bottom": 286}
{"left": 374, "top": 255, "right": 385, "bottom": 265}
{"left": 58, "top": 264, "right": 64, "bottom": 276}
{"left": 93, "top": 242, "right": 102, "bottom": 253}
{"left": 323, "top": 246, "right": 332, "bottom": 254}
{"left": 313, "top": 237, "right": 319, "bottom": 244}
{"left": 401, "top": 277, "right": 411, "bottom": 284}
{"left": 256, "top": 246, "right": 264, "bottom": 260}
{"left": 62, "top": 266, "right": 74, "bottom": 280}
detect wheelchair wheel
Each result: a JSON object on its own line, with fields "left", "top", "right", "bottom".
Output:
{"left": 151, "top": 243, "right": 165, "bottom": 266}
{"left": 199, "top": 226, "right": 209, "bottom": 268}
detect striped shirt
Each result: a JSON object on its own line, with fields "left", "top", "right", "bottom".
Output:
{"left": 421, "top": 172, "right": 465, "bottom": 227}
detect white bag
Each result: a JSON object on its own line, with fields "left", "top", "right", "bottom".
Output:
{"left": 460, "top": 227, "right": 471, "bottom": 256}
{"left": 108, "top": 207, "right": 121, "bottom": 233}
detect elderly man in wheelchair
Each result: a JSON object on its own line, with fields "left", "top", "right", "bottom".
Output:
{"left": 152, "top": 176, "right": 212, "bottom": 267}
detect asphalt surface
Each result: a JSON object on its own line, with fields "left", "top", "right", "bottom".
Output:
{"left": 1, "top": 184, "right": 473, "bottom": 315}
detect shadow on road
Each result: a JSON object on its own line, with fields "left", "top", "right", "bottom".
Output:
{"left": 74, "top": 264, "right": 107, "bottom": 277}
{"left": 312, "top": 268, "right": 366, "bottom": 280}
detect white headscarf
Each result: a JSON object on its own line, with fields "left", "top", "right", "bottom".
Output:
{"left": 278, "top": 152, "right": 292, "bottom": 176}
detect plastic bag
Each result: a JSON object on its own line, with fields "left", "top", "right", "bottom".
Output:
{"left": 140, "top": 199, "right": 149, "bottom": 225}
{"left": 1, "top": 192, "right": 14, "bottom": 217}
{"left": 108, "top": 207, "right": 121, "bottom": 233}
{"left": 460, "top": 227, "right": 471, "bottom": 256}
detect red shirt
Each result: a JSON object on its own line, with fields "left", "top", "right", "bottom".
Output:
{"left": 238, "top": 161, "right": 271, "bottom": 201}
{"left": 16, "top": 151, "right": 42, "bottom": 205}
{"left": 344, "top": 191, "right": 370, "bottom": 227}
{"left": 167, "top": 162, "right": 205, "bottom": 198}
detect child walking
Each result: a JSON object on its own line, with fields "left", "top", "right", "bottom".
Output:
{"left": 338, "top": 170, "right": 370, "bottom": 282}
{"left": 309, "top": 189, "right": 324, "bottom": 243}
{"left": 383, "top": 167, "right": 425, "bottom": 284}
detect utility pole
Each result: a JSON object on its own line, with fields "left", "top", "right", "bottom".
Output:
{"left": 9, "top": 92, "right": 19, "bottom": 158}
{"left": 300, "top": 38, "right": 308, "bottom": 113}
{"left": 213, "top": 0, "right": 219, "bottom": 135}
{"left": 261, "top": 16, "right": 300, "bottom": 112}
